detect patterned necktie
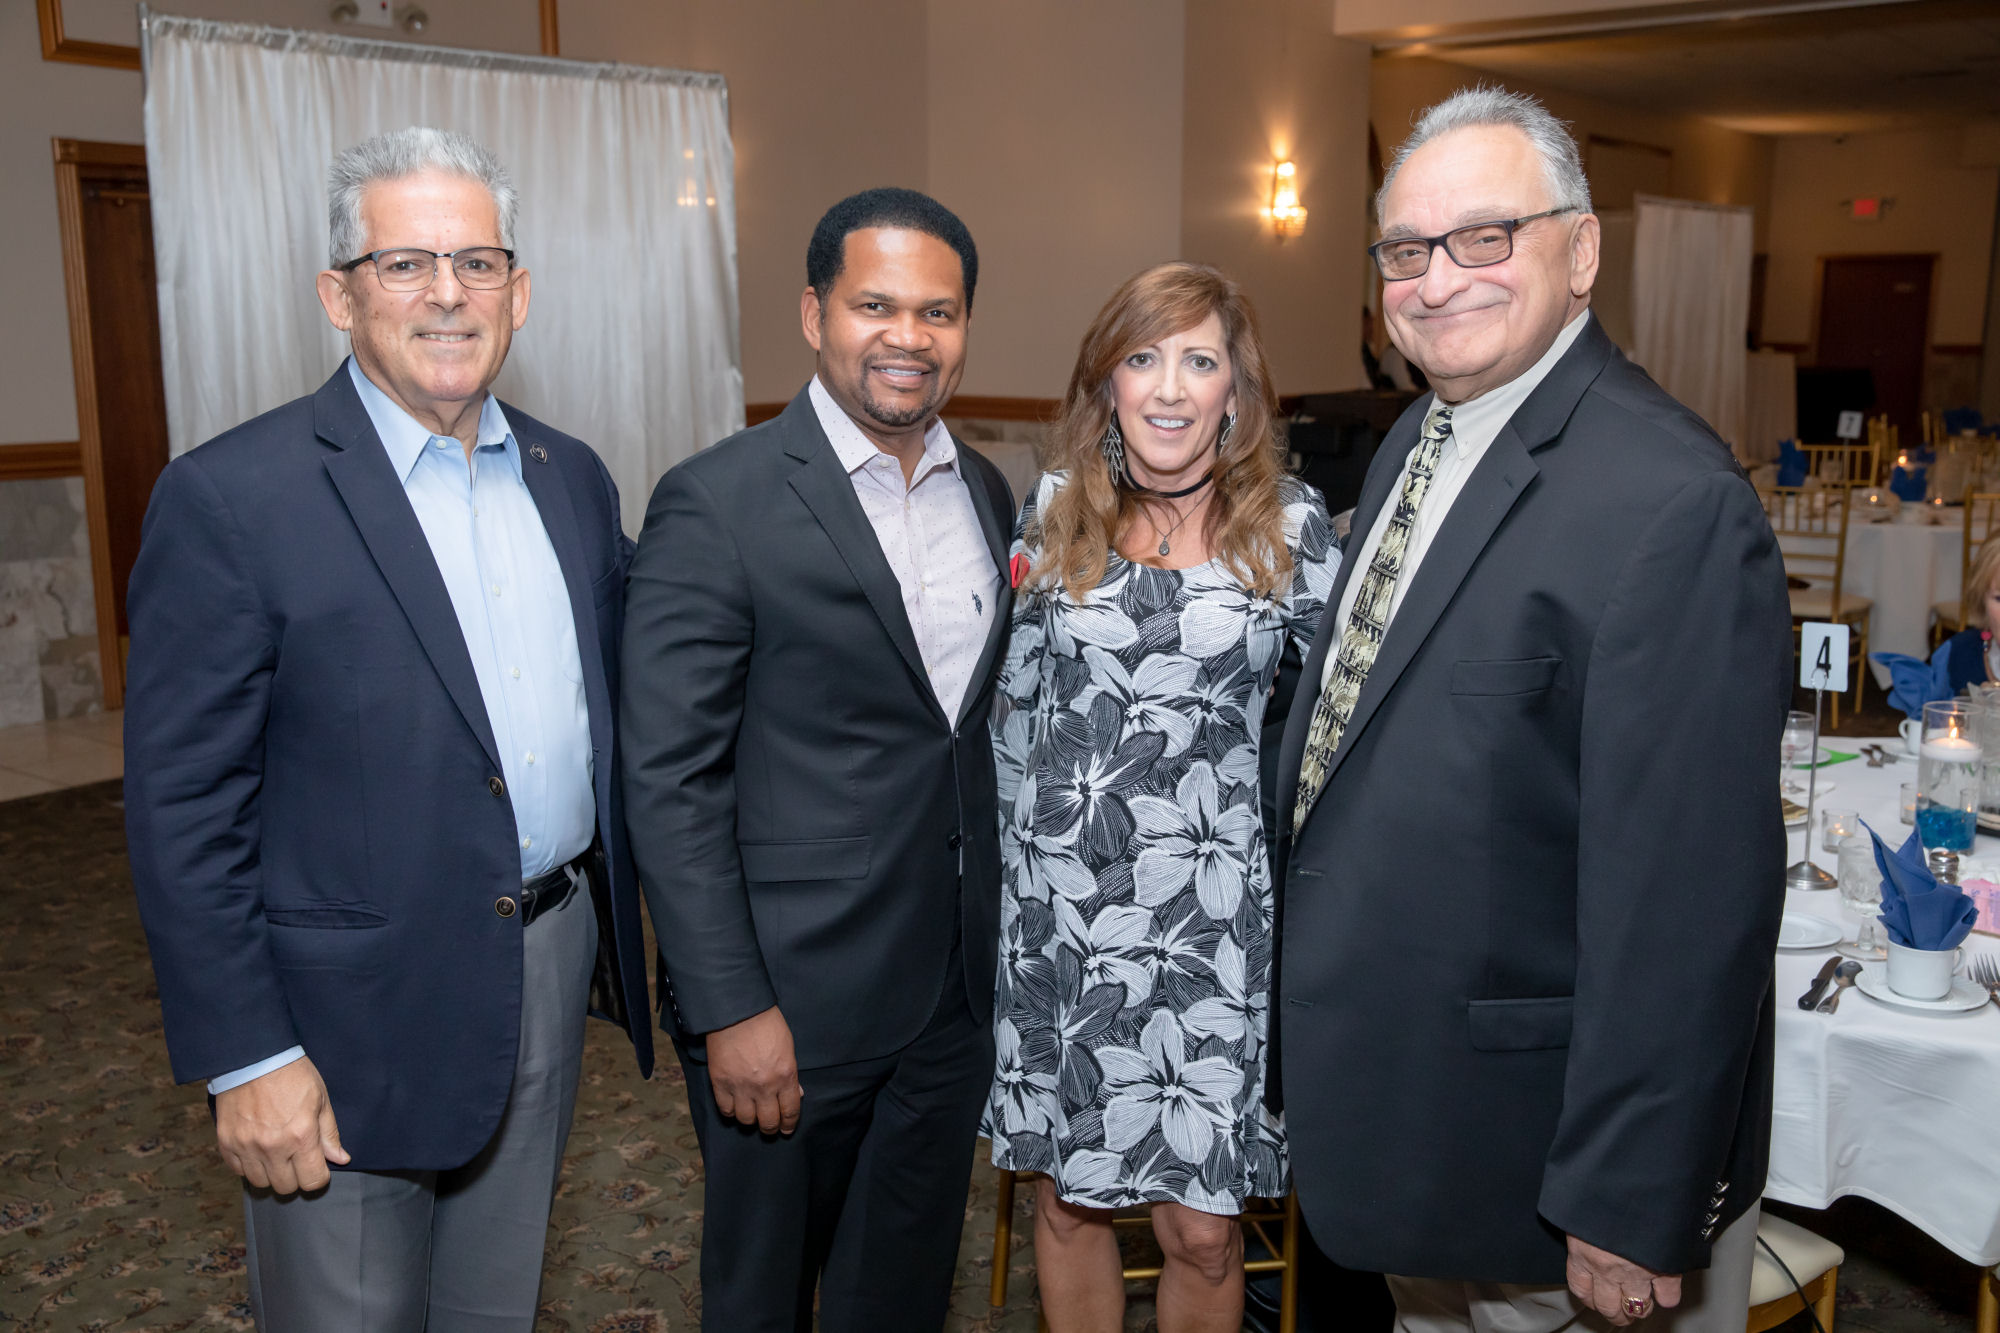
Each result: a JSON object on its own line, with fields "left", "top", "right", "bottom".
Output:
{"left": 1292, "top": 403, "right": 1454, "bottom": 834}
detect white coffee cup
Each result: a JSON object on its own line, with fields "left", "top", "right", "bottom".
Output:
{"left": 1885, "top": 940, "right": 1965, "bottom": 1001}
{"left": 1900, "top": 718, "right": 1922, "bottom": 754}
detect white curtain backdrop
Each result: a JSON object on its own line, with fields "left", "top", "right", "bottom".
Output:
{"left": 1631, "top": 195, "right": 1753, "bottom": 454}
{"left": 141, "top": 10, "right": 740, "bottom": 533}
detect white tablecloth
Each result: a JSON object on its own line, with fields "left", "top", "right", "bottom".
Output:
{"left": 1782, "top": 518, "right": 1962, "bottom": 686}
{"left": 1769, "top": 741, "right": 2000, "bottom": 1264}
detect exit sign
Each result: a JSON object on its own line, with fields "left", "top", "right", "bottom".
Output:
{"left": 1851, "top": 197, "right": 1882, "bottom": 222}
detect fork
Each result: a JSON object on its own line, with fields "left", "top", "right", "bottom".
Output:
{"left": 1971, "top": 955, "right": 2000, "bottom": 1011}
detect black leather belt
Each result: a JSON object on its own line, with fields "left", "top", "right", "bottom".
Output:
{"left": 516, "top": 854, "right": 584, "bottom": 927}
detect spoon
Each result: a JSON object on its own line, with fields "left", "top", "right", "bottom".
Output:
{"left": 1817, "top": 961, "right": 1862, "bottom": 1012}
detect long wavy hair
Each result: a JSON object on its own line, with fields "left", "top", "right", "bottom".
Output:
{"left": 1030, "top": 262, "right": 1290, "bottom": 601}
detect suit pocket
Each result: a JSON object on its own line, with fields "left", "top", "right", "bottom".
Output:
{"left": 265, "top": 905, "right": 387, "bottom": 929}
{"left": 1451, "top": 656, "right": 1563, "bottom": 697}
{"left": 266, "top": 913, "right": 389, "bottom": 972}
{"left": 738, "top": 836, "right": 872, "bottom": 883}
{"left": 1467, "top": 996, "right": 1573, "bottom": 1051}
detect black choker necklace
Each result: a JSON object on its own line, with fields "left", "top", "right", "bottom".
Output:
{"left": 1138, "top": 470, "right": 1214, "bottom": 500}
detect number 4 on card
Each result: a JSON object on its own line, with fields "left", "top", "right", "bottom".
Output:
{"left": 1799, "top": 622, "right": 1849, "bottom": 693}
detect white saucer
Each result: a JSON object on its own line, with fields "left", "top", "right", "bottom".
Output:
{"left": 1853, "top": 970, "right": 1990, "bottom": 1014}
{"left": 1778, "top": 914, "right": 1843, "bottom": 950}
{"left": 1789, "top": 747, "right": 1833, "bottom": 768}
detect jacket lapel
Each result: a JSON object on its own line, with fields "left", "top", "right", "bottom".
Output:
{"left": 512, "top": 415, "right": 612, "bottom": 766}
{"left": 780, "top": 390, "right": 949, "bottom": 725}
{"left": 315, "top": 369, "right": 503, "bottom": 774}
{"left": 955, "top": 445, "right": 1015, "bottom": 729}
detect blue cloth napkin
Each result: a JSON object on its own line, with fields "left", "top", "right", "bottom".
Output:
{"left": 1775, "top": 438, "right": 1807, "bottom": 487}
{"left": 1862, "top": 820, "right": 1982, "bottom": 950}
{"left": 1872, "top": 645, "right": 1955, "bottom": 719}
{"left": 1889, "top": 463, "right": 1928, "bottom": 502}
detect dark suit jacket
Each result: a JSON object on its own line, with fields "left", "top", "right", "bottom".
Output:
{"left": 1274, "top": 316, "right": 1790, "bottom": 1283}
{"left": 124, "top": 364, "right": 653, "bottom": 1171}
{"left": 619, "top": 387, "right": 1014, "bottom": 1067}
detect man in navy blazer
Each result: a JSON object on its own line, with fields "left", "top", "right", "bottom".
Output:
{"left": 124, "top": 128, "right": 651, "bottom": 1332}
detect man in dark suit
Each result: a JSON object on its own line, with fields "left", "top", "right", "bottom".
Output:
{"left": 124, "top": 128, "right": 651, "bottom": 1332}
{"left": 620, "top": 188, "right": 1013, "bottom": 1332}
{"left": 1274, "top": 89, "right": 1789, "bottom": 1333}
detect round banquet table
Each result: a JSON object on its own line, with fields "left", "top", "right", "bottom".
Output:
{"left": 1770, "top": 740, "right": 2000, "bottom": 1265}
{"left": 1789, "top": 515, "right": 1963, "bottom": 686}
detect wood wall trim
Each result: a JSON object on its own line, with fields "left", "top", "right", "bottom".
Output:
{"left": 37, "top": 0, "right": 142, "bottom": 71}
{"left": 539, "top": 0, "right": 559, "bottom": 55}
{"left": 744, "top": 395, "right": 1061, "bottom": 429}
{"left": 0, "top": 442, "right": 83, "bottom": 482}
{"left": 53, "top": 137, "right": 131, "bottom": 711}
{"left": 1933, "top": 344, "right": 1985, "bottom": 355}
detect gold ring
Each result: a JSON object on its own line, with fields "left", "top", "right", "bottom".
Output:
{"left": 1624, "top": 1296, "right": 1652, "bottom": 1318}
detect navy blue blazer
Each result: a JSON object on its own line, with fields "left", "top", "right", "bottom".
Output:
{"left": 124, "top": 366, "right": 653, "bottom": 1171}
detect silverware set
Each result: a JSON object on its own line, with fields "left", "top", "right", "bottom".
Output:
{"left": 1972, "top": 955, "right": 2000, "bottom": 1010}
{"left": 1797, "top": 956, "right": 1859, "bottom": 1012}
{"left": 1859, "top": 743, "right": 1904, "bottom": 767}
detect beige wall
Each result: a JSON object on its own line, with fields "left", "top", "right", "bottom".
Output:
{"left": 1762, "top": 128, "right": 2000, "bottom": 349}
{"left": 1183, "top": 0, "right": 1373, "bottom": 394}
{"left": 1372, "top": 55, "right": 1773, "bottom": 247}
{"left": 927, "top": 0, "right": 1185, "bottom": 400}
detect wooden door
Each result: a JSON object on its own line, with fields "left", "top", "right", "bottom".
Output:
{"left": 55, "top": 139, "right": 170, "bottom": 709}
{"left": 1814, "top": 254, "right": 1934, "bottom": 444}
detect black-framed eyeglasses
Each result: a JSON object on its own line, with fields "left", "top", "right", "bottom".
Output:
{"left": 1367, "top": 209, "right": 1575, "bottom": 281}
{"left": 338, "top": 247, "right": 516, "bottom": 291}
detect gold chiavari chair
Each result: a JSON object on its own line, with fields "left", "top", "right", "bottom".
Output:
{"left": 1977, "top": 1264, "right": 1998, "bottom": 1333}
{"left": 1745, "top": 1215, "right": 1842, "bottom": 1333}
{"left": 1798, "top": 442, "right": 1879, "bottom": 489}
{"left": 1761, "top": 485, "right": 1869, "bottom": 726}
{"left": 989, "top": 1170, "right": 1302, "bottom": 1331}
{"left": 1932, "top": 492, "right": 2000, "bottom": 645}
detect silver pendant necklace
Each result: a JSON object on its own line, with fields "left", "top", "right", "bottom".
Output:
{"left": 1155, "top": 485, "right": 1212, "bottom": 556}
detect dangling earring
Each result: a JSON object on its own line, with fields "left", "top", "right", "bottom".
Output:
{"left": 1217, "top": 412, "right": 1236, "bottom": 451}
{"left": 1101, "top": 414, "right": 1130, "bottom": 486}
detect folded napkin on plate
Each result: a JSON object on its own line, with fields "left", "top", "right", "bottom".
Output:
{"left": 1888, "top": 463, "right": 1928, "bottom": 502}
{"left": 1776, "top": 438, "right": 1808, "bottom": 487}
{"left": 1862, "top": 819, "right": 1982, "bottom": 950}
{"left": 1872, "top": 645, "right": 1956, "bottom": 719}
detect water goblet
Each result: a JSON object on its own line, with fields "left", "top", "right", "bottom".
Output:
{"left": 1780, "top": 710, "right": 1814, "bottom": 797}
{"left": 1835, "top": 836, "right": 1887, "bottom": 960}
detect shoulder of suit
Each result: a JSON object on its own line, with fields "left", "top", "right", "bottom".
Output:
{"left": 166, "top": 391, "right": 321, "bottom": 495}
{"left": 1568, "top": 354, "right": 1746, "bottom": 486}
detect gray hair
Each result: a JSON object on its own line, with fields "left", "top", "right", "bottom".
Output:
{"left": 1375, "top": 86, "right": 1591, "bottom": 227}
{"left": 327, "top": 127, "right": 518, "bottom": 267}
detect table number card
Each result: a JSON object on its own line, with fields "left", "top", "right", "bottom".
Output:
{"left": 1836, "top": 410, "right": 1864, "bottom": 440}
{"left": 1799, "top": 623, "right": 1850, "bottom": 693}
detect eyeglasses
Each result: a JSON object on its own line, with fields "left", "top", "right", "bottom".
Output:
{"left": 338, "top": 247, "right": 516, "bottom": 291}
{"left": 1366, "top": 209, "right": 1574, "bottom": 281}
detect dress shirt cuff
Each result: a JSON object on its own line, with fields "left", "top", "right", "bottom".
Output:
{"left": 207, "top": 1046, "right": 306, "bottom": 1095}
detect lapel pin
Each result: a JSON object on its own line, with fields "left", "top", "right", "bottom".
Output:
{"left": 529, "top": 443, "right": 549, "bottom": 463}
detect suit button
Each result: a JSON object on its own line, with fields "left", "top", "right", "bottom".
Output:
{"left": 495, "top": 896, "right": 517, "bottom": 918}
{"left": 947, "top": 831, "right": 963, "bottom": 850}
{"left": 488, "top": 776, "right": 506, "bottom": 797}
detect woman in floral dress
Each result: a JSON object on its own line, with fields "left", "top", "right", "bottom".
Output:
{"left": 988, "top": 262, "right": 1339, "bottom": 1331}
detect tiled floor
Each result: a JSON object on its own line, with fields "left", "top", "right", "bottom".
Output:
{"left": 0, "top": 710, "right": 122, "bottom": 801}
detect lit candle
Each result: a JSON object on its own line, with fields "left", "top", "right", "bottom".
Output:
{"left": 1923, "top": 734, "right": 1982, "bottom": 762}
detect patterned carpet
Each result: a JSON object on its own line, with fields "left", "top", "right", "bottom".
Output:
{"left": 0, "top": 779, "right": 1982, "bottom": 1332}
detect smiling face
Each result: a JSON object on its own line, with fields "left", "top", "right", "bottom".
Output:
{"left": 1108, "top": 312, "right": 1237, "bottom": 491}
{"left": 1378, "top": 124, "right": 1597, "bottom": 404}
{"left": 802, "top": 227, "right": 968, "bottom": 451}
{"left": 314, "top": 170, "right": 528, "bottom": 439}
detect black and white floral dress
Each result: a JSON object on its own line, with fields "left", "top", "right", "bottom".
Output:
{"left": 986, "top": 472, "right": 1339, "bottom": 1213}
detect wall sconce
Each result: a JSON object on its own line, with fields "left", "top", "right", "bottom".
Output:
{"left": 1266, "top": 160, "right": 1307, "bottom": 241}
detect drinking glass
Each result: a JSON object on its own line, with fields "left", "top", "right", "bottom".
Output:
{"left": 1780, "top": 710, "right": 1814, "bottom": 797}
{"left": 1820, "top": 809, "right": 1860, "bottom": 854}
{"left": 1900, "top": 781, "right": 1918, "bottom": 825}
{"left": 1918, "top": 700, "right": 1981, "bottom": 853}
{"left": 1836, "top": 837, "right": 1887, "bottom": 960}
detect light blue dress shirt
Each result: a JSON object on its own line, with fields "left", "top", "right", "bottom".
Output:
{"left": 208, "top": 358, "right": 595, "bottom": 1094}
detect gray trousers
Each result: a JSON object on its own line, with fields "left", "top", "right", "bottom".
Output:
{"left": 242, "top": 876, "right": 597, "bottom": 1333}
{"left": 1386, "top": 1204, "right": 1760, "bottom": 1333}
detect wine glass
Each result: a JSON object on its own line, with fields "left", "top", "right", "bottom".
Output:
{"left": 1835, "top": 836, "right": 1887, "bottom": 960}
{"left": 1780, "top": 710, "right": 1814, "bottom": 797}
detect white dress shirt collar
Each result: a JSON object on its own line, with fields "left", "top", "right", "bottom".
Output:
{"left": 346, "top": 356, "right": 518, "bottom": 481}
{"left": 1427, "top": 309, "right": 1592, "bottom": 461}
{"left": 809, "top": 375, "right": 960, "bottom": 481}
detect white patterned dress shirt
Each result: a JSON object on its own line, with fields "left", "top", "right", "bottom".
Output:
{"left": 809, "top": 376, "right": 999, "bottom": 721}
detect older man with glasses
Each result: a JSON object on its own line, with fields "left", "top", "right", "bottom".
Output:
{"left": 123, "top": 126, "right": 653, "bottom": 1331}
{"left": 1272, "top": 87, "right": 1790, "bottom": 1333}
